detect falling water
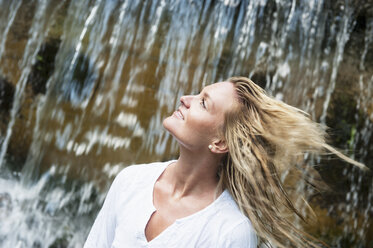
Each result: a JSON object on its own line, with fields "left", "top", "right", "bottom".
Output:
{"left": 0, "top": 0, "right": 372, "bottom": 247}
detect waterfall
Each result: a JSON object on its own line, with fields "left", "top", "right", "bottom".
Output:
{"left": 0, "top": 0, "right": 371, "bottom": 246}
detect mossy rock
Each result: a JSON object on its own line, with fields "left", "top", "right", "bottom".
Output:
{"left": 0, "top": 75, "right": 14, "bottom": 117}
{"left": 27, "top": 38, "right": 61, "bottom": 95}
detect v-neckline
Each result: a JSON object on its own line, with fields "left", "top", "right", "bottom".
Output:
{"left": 143, "top": 160, "right": 175, "bottom": 244}
{"left": 143, "top": 160, "right": 228, "bottom": 244}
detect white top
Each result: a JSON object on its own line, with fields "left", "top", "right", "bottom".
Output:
{"left": 84, "top": 160, "right": 257, "bottom": 248}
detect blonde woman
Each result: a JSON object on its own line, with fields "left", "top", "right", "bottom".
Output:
{"left": 84, "top": 77, "right": 366, "bottom": 247}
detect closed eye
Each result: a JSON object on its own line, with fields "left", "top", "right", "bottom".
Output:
{"left": 200, "top": 98, "right": 206, "bottom": 108}
{"left": 194, "top": 90, "right": 206, "bottom": 109}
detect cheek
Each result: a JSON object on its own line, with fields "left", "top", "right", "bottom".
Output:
{"left": 187, "top": 114, "right": 218, "bottom": 138}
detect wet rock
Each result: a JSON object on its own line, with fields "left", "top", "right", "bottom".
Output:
{"left": 49, "top": 234, "right": 71, "bottom": 248}
{"left": 310, "top": 60, "right": 373, "bottom": 246}
{"left": 26, "top": 37, "right": 98, "bottom": 107}
{"left": 27, "top": 38, "right": 61, "bottom": 95}
{"left": 51, "top": 52, "right": 99, "bottom": 107}
{"left": 0, "top": 76, "right": 14, "bottom": 116}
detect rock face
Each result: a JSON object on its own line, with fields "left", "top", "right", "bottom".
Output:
{"left": 309, "top": 77, "right": 373, "bottom": 247}
{"left": 0, "top": 76, "right": 14, "bottom": 118}
{"left": 27, "top": 38, "right": 61, "bottom": 95}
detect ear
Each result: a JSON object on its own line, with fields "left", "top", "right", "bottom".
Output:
{"left": 211, "top": 139, "right": 229, "bottom": 154}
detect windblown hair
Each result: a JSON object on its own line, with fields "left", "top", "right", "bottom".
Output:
{"left": 218, "top": 77, "right": 367, "bottom": 248}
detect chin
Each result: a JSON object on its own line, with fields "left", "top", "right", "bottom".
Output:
{"left": 163, "top": 117, "right": 183, "bottom": 142}
{"left": 162, "top": 116, "right": 174, "bottom": 133}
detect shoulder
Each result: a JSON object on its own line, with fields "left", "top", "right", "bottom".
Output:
{"left": 113, "top": 160, "right": 174, "bottom": 185}
{"left": 106, "top": 160, "right": 174, "bottom": 201}
{"left": 214, "top": 191, "right": 248, "bottom": 224}
{"left": 219, "top": 219, "right": 257, "bottom": 248}
{"left": 215, "top": 191, "right": 257, "bottom": 247}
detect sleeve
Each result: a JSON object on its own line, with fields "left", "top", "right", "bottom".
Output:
{"left": 220, "top": 220, "right": 258, "bottom": 248}
{"left": 83, "top": 167, "right": 131, "bottom": 248}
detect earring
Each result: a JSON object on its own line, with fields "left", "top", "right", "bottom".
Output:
{"left": 208, "top": 145, "right": 213, "bottom": 150}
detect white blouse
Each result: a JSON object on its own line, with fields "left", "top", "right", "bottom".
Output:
{"left": 84, "top": 160, "right": 257, "bottom": 248}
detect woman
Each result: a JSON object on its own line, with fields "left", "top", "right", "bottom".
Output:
{"left": 84, "top": 77, "right": 366, "bottom": 247}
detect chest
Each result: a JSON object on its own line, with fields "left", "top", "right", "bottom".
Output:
{"left": 113, "top": 195, "right": 219, "bottom": 248}
{"left": 144, "top": 209, "right": 175, "bottom": 242}
{"left": 144, "top": 190, "right": 200, "bottom": 242}
{"left": 110, "top": 170, "right": 231, "bottom": 247}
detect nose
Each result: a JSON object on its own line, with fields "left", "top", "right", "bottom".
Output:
{"left": 180, "top": 95, "right": 193, "bottom": 108}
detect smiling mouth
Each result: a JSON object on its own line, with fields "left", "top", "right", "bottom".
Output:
{"left": 174, "top": 110, "right": 184, "bottom": 120}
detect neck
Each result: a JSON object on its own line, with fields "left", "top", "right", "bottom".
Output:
{"left": 165, "top": 145, "right": 223, "bottom": 199}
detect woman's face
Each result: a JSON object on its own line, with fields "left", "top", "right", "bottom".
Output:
{"left": 163, "top": 81, "right": 238, "bottom": 151}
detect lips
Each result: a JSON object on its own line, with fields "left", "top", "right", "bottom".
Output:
{"left": 174, "top": 108, "right": 184, "bottom": 120}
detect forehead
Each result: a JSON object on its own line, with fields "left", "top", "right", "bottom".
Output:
{"left": 204, "top": 81, "right": 238, "bottom": 112}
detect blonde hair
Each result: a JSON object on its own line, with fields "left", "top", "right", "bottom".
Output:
{"left": 218, "top": 77, "right": 367, "bottom": 247}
